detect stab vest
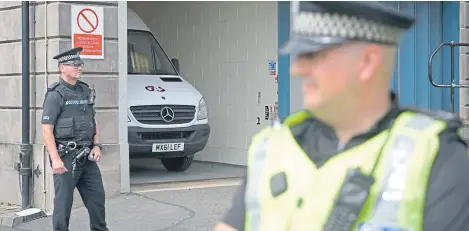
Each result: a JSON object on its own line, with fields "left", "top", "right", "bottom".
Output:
{"left": 46, "top": 80, "right": 95, "bottom": 146}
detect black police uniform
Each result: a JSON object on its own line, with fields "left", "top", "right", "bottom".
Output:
{"left": 41, "top": 47, "right": 108, "bottom": 231}
{"left": 221, "top": 2, "right": 469, "bottom": 231}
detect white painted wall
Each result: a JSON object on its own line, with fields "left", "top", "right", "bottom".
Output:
{"left": 290, "top": 74, "right": 304, "bottom": 114}
{"left": 128, "top": 2, "right": 278, "bottom": 165}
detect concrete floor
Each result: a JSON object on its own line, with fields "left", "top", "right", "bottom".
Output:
{"left": 129, "top": 159, "right": 246, "bottom": 185}
{"left": 1, "top": 159, "right": 245, "bottom": 230}
{"left": 12, "top": 184, "right": 240, "bottom": 231}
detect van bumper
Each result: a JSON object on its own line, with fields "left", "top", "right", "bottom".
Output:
{"left": 128, "top": 124, "right": 210, "bottom": 158}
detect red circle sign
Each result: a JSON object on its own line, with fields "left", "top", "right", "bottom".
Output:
{"left": 76, "top": 8, "right": 99, "bottom": 33}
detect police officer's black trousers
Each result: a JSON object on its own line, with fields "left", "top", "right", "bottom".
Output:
{"left": 52, "top": 153, "right": 108, "bottom": 231}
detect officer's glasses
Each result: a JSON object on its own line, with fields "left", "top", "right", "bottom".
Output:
{"left": 64, "top": 63, "right": 84, "bottom": 68}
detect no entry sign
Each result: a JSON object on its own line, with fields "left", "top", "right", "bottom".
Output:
{"left": 77, "top": 8, "right": 99, "bottom": 33}
{"left": 71, "top": 5, "right": 104, "bottom": 59}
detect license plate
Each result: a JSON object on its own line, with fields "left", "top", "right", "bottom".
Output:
{"left": 152, "top": 143, "right": 184, "bottom": 152}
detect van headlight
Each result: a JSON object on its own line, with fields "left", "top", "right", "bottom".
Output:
{"left": 127, "top": 116, "right": 131, "bottom": 122}
{"left": 197, "top": 98, "right": 208, "bottom": 120}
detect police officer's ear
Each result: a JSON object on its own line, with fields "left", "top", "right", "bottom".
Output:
{"left": 356, "top": 44, "right": 388, "bottom": 82}
{"left": 58, "top": 64, "right": 65, "bottom": 73}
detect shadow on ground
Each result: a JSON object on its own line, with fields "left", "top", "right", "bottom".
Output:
{"left": 129, "top": 159, "right": 246, "bottom": 185}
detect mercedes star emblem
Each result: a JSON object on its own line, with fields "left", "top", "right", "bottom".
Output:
{"left": 160, "top": 107, "right": 175, "bottom": 123}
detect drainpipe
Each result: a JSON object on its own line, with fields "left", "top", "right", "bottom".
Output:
{"left": 30, "top": 1, "right": 37, "bottom": 207}
{"left": 42, "top": 0, "right": 48, "bottom": 210}
{"left": 44, "top": 0, "right": 48, "bottom": 89}
{"left": 20, "top": 1, "right": 32, "bottom": 210}
{"left": 31, "top": 0, "right": 37, "bottom": 147}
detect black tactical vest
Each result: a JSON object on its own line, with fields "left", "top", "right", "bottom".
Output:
{"left": 47, "top": 80, "right": 96, "bottom": 146}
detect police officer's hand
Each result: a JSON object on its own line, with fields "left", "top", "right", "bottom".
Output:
{"left": 51, "top": 158, "right": 68, "bottom": 174}
{"left": 91, "top": 146, "right": 102, "bottom": 162}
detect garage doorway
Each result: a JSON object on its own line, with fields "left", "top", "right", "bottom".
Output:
{"left": 124, "top": 1, "right": 279, "bottom": 188}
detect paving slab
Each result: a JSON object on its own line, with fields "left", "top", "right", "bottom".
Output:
{"left": 0, "top": 203, "right": 21, "bottom": 227}
{"left": 0, "top": 228, "right": 31, "bottom": 231}
{"left": 13, "top": 194, "right": 190, "bottom": 231}
{"left": 3, "top": 183, "right": 239, "bottom": 231}
{"left": 137, "top": 185, "right": 238, "bottom": 231}
{"left": 0, "top": 203, "right": 46, "bottom": 229}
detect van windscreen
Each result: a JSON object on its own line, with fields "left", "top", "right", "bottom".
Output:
{"left": 127, "top": 30, "right": 178, "bottom": 76}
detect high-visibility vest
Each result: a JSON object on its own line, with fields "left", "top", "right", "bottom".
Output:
{"left": 244, "top": 110, "right": 447, "bottom": 231}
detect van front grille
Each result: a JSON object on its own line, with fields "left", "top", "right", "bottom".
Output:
{"left": 137, "top": 131, "right": 193, "bottom": 141}
{"left": 130, "top": 105, "right": 196, "bottom": 125}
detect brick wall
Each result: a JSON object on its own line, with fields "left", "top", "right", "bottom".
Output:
{"left": 0, "top": 0, "right": 43, "bottom": 207}
{"left": 129, "top": 1, "right": 278, "bottom": 166}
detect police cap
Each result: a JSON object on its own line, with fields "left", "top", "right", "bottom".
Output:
{"left": 279, "top": 1, "right": 416, "bottom": 57}
{"left": 53, "top": 47, "right": 84, "bottom": 66}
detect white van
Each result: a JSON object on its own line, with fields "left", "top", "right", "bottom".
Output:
{"left": 126, "top": 8, "right": 210, "bottom": 172}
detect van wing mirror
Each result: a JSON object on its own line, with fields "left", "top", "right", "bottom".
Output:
{"left": 171, "top": 58, "right": 180, "bottom": 73}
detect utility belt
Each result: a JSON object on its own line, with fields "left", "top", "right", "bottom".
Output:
{"left": 57, "top": 141, "right": 95, "bottom": 178}
{"left": 57, "top": 142, "right": 90, "bottom": 156}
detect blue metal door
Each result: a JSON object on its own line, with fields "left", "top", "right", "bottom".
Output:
{"left": 384, "top": 1, "right": 460, "bottom": 112}
{"left": 277, "top": 1, "right": 460, "bottom": 120}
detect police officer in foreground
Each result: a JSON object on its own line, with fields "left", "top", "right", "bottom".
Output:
{"left": 216, "top": 2, "right": 469, "bottom": 231}
{"left": 42, "top": 47, "right": 109, "bottom": 231}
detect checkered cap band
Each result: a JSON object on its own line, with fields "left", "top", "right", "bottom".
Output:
{"left": 57, "top": 54, "right": 80, "bottom": 62}
{"left": 292, "top": 12, "right": 405, "bottom": 44}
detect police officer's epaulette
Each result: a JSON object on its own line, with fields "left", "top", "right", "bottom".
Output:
{"left": 47, "top": 82, "right": 60, "bottom": 92}
{"left": 404, "top": 106, "right": 458, "bottom": 122}
{"left": 406, "top": 107, "right": 469, "bottom": 144}
{"left": 77, "top": 80, "right": 89, "bottom": 88}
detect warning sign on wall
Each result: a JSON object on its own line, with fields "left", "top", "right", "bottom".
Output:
{"left": 71, "top": 5, "right": 104, "bottom": 59}
{"left": 268, "top": 60, "right": 277, "bottom": 76}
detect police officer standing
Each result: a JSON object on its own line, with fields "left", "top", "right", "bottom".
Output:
{"left": 216, "top": 2, "right": 469, "bottom": 231}
{"left": 42, "top": 47, "right": 109, "bottom": 231}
